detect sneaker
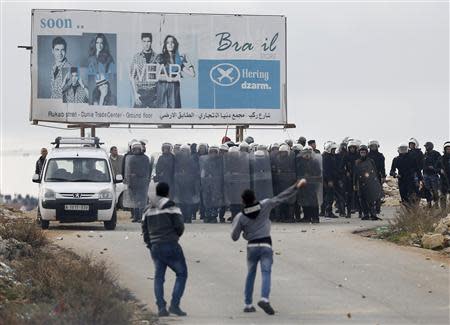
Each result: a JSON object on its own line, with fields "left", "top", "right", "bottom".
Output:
{"left": 169, "top": 305, "right": 187, "bottom": 316}
{"left": 257, "top": 300, "right": 275, "bottom": 315}
{"left": 158, "top": 308, "right": 169, "bottom": 317}
{"left": 243, "top": 306, "right": 256, "bottom": 313}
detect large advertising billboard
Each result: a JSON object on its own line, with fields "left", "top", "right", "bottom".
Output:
{"left": 31, "top": 9, "right": 287, "bottom": 125}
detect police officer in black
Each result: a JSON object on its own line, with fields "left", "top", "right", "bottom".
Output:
{"left": 367, "top": 140, "right": 386, "bottom": 213}
{"left": 390, "top": 143, "right": 420, "bottom": 205}
{"left": 422, "top": 142, "right": 441, "bottom": 208}
{"left": 322, "top": 141, "right": 338, "bottom": 218}
{"left": 341, "top": 140, "right": 360, "bottom": 218}
{"left": 335, "top": 141, "right": 348, "bottom": 217}
{"left": 438, "top": 141, "right": 450, "bottom": 211}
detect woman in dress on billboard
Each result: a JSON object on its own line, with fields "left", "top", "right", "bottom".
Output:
{"left": 156, "top": 35, "right": 195, "bottom": 108}
{"left": 88, "top": 33, "right": 115, "bottom": 75}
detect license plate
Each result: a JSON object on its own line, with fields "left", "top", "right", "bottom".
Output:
{"left": 64, "top": 204, "right": 89, "bottom": 211}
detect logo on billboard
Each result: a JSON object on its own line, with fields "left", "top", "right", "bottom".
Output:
{"left": 209, "top": 63, "right": 240, "bottom": 86}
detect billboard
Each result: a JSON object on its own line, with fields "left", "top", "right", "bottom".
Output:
{"left": 31, "top": 9, "right": 287, "bottom": 125}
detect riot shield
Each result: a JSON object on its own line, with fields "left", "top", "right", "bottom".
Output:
{"left": 296, "top": 153, "right": 323, "bottom": 206}
{"left": 223, "top": 151, "right": 251, "bottom": 205}
{"left": 154, "top": 152, "right": 175, "bottom": 190}
{"left": 250, "top": 150, "right": 273, "bottom": 200}
{"left": 123, "top": 153, "right": 151, "bottom": 208}
{"left": 355, "top": 159, "right": 382, "bottom": 202}
{"left": 199, "top": 154, "right": 224, "bottom": 208}
{"left": 173, "top": 151, "right": 200, "bottom": 204}
{"left": 272, "top": 151, "right": 297, "bottom": 202}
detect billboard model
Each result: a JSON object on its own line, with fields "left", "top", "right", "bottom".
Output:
{"left": 31, "top": 9, "right": 287, "bottom": 125}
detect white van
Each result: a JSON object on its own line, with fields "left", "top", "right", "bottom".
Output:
{"left": 33, "top": 137, "right": 122, "bottom": 230}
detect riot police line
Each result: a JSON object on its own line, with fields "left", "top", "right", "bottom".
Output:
{"left": 117, "top": 136, "right": 450, "bottom": 223}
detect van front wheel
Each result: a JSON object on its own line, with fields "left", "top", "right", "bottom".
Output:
{"left": 104, "top": 209, "right": 117, "bottom": 230}
{"left": 41, "top": 219, "right": 50, "bottom": 229}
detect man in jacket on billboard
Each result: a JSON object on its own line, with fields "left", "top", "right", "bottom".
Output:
{"left": 130, "top": 33, "right": 159, "bottom": 108}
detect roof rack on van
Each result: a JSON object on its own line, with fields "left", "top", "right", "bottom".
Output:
{"left": 52, "top": 137, "right": 103, "bottom": 148}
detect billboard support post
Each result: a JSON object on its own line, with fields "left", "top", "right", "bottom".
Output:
{"left": 235, "top": 125, "right": 248, "bottom": 143}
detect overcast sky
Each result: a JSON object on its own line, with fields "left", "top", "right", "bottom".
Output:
{"left": 1, "top": 0, "right": 449, "bottom": 195}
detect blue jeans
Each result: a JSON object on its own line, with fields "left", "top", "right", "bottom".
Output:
{"left": 245, "top": 246, "right": 273, "bottom": 305}
{"left": 150, "top": 242, "right": 188, "bottom": 309}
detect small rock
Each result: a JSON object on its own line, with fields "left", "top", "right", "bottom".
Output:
{"left": 434, "top": 224, "right": 448, "bottom": 235}
{"left": 76, "top": 234, "right": 81, "bottom": 238}
{"left": 103, "top": 248, "right": 107, "bottom": 251}
{"left": 196, "top": 260, "right": 200, "bottom": 263}
{"left": 301, "top": 230, "right": 307, "bottom": 233}
{"left": 125, "top": 236, "right": 129, "bottom": 240}
{"left": 147, "top": 277, "right": 153, "bottom": 280}
{"left": 426, "top": 257, "right": 431, "bottom": 260}
{"left": 239, "top": 250, "right": 243, "bottom": 253}
{"left": 428, "top": 290, "right": 432, "bottom": 294}
{"left": 362, "top": 295, "right": 366, "bottom": 299}
{"left": 347, "top": 312, "right": 352, "bottom": 319}
{"left": 440, "top": 264, "right": 445, "bottom": 268}
{"left": 338, "top": 284, "right": 343, "bottom": 288}
{"left": 100, "top": 251, "right": 104, "bottom": 254}
{"left": 275, "top": 252, "right": 281, "bottom": 255}
{"left": 441, "top": 216, "right": 450, "bottom": 227}
{"left": 56, "top": 237, "right": 63, "bottom": 240}
{"left": 422, "top": 234, "right": 445, "bottom": 250}
{"left": 99, "top": 235, "right": 103, "bottom": 238}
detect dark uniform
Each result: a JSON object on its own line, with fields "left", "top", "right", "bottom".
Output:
{"left": 367, "top": 149, "right": 386, "bottom": 213}
{"left": 438, "top": 143, "right": 450, "bottom": 210}
{"left": 423, "top": 144, "right": 441, "bottom": 207}
{"left": 390, "top": 151, "right": 419, "bottom": 205}
{"left": 341, "top": 148, "right": 360, "bottom": 217}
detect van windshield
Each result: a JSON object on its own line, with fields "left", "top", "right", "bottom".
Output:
{"left": 44, "top": 158, "right": 111, "bottom": 182}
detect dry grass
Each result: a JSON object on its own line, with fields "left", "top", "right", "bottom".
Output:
{"left": 382, "top": 205, "right": 443, "bottom": 244}
{"left": 0, "top": 211, "right": 156, "bottom": 325}
{"left": 0, "top": 217, "right": 48, "bottom": 249}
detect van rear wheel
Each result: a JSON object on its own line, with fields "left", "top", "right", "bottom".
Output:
{"left": 104, "top": 209, "right": 117, "bottom": 230}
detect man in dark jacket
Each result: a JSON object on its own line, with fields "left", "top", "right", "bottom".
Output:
{"left": 142, "top": 182, "right": 187, "bottom": 317}
{"left": 35, "top": 148, "right": 48, "bottom": 175}
{"left": 231, "top": 179, "right": 306, "bottom": 315}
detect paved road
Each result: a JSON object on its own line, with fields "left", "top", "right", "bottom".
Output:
{"left": 51, "top": 208, "right": 449, "bottom": 325}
